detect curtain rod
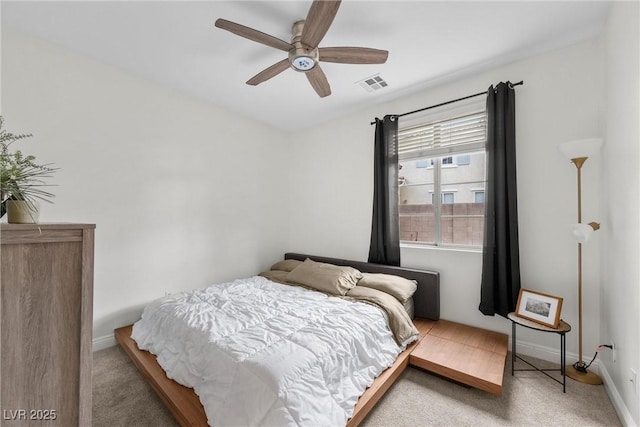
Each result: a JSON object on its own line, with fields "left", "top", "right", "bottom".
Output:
{"left": 370, "top": 80, "right": 523, "bottom": 125}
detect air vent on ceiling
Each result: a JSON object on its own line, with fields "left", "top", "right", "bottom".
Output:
{"left": 357, "top": 74, "right": 389, "bottom": 92}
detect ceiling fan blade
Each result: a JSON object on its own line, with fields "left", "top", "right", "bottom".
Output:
{"left": 306, "top": 65, "right": 331, "bottom": 98}
{"left": 319, "top": 47, "right": 389, "bottom": 64}
{"left": 215, "top": 19, "right": 293, "bottom": 52}
{"left": 246, "top": 59, "right": 291, "bottom": 86}
{"left": 301, "top": 0, "right": 341, "bottom": 49}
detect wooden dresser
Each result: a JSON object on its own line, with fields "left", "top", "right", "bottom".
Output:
{"left": 1, "top": 223, "right": 95, "bottom": 426}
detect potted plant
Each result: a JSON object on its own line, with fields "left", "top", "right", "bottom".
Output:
{"left": 0, "top": 116, "right": 58, "bottom": 223}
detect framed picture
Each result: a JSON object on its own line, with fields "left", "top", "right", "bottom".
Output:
{"left": 515, "top": 289, "right": 563, "bottom": 328}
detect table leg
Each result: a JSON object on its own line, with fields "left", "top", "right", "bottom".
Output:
{"left": 561, "top": 332, "right": 566, "bottom": 393}
{"left": 511, "top": 322, "right": 516, "bottom": 376}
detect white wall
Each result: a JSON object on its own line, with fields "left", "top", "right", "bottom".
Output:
{"left": 601, "top": 2, "right": 640, "bottom": 425}
{"left": 288, "top": 37, "right": 605, "bottom": 353}
{"left": 1, "top": 30, "right": 291, "bottom": 339}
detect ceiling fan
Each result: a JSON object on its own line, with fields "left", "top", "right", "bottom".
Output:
{"left": 214, "top": 0, "right": 388, "bottom": 98}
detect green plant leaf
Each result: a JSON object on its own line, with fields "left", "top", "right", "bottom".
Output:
{"left": 0, "top": 116, "right": 59, "bottom": 207}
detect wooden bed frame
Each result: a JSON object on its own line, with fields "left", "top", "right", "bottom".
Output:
{"left": 115, "top": 253, "right": 440, "bottom": 427}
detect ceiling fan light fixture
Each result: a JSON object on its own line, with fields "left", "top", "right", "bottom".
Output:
{"left": 288, "top": 30, "right": 319, "bottom": 72}
{"left": 291, "top": 56, "right": 316, "bottom": 71}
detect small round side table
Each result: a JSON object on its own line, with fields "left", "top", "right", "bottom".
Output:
{"left": 507, "top": 312, "right": 571, "bottom": 393}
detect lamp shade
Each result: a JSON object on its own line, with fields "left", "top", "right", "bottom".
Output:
{"left": 570, "top": 222, "right": 600, "bottom": 243}
{"left": 558, "top": 138, "right": 603, "bottom": 160}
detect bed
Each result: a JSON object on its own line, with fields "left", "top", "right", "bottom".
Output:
{"left": 115, "top": 253, "right": 439, "bottom": 426}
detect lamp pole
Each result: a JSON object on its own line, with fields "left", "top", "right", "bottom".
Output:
{"left": 566, "top": 156, "right": 602, "bottom": 385}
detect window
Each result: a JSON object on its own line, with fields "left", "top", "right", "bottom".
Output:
{"left": 398, "top": 110, "right": 486, "bottom": 247}
{"left": 429, "top": 191, "right": 456, "bottom": 204}
{"left": 427, "top": 157, "right": 455, "bottom": 168}
{"left": 456, "top": 154, "right": 471, "bottom": 165}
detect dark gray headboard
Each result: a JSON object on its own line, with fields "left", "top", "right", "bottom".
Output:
{"left": 284, "top": 253, "right": 440, "bottom": 321}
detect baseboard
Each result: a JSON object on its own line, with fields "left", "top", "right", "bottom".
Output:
{"left": 510, "top": 337, "right": 589, "bottom": 369}
{"left": 515, "top": 338, "right": 636, "bottom": 426}
{"left": 93, "top": 333, "right": 116, "bottom": 352}
{"left": 600, "top": 365, "right": 637, "bottom": 427}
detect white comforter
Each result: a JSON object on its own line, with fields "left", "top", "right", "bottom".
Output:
{"left": 132, "top": 276, "right": 405, "bottom": 427}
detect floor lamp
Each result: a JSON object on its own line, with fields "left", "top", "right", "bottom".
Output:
{"left": 559, "top": 138, "right": 603, "bottom": 385}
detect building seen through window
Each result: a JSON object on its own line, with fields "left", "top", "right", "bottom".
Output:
{"left": 397, "top": 109, "right": 486, "bottom": 247}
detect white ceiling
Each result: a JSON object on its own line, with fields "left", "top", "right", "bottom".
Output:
{"left": 2, "top": 1, "right": 610, "bottom": 132}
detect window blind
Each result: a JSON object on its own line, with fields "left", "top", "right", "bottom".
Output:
{"left": 398, "top": 111, "right": 487, "bottom": 160}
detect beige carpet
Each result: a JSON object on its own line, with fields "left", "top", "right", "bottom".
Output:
{"left": 93, "top": 346, "right": 621, "bottom": 426}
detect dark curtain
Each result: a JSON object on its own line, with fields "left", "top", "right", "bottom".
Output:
{"left": 368, "top": 115, "right": 400, "bottom": 266}
{"left": 479, "top": 82, "right": 521, "bottom": 317}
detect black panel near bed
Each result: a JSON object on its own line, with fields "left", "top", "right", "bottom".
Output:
{"left": 284, "top": 253, "right": 440, "bottom": 321}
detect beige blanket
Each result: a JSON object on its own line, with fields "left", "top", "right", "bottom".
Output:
{"left": 259, "top": 270, "right": 419, "bottom": 346}
{"left": 344, "top": 286, "right": 419, "bottom": 346}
